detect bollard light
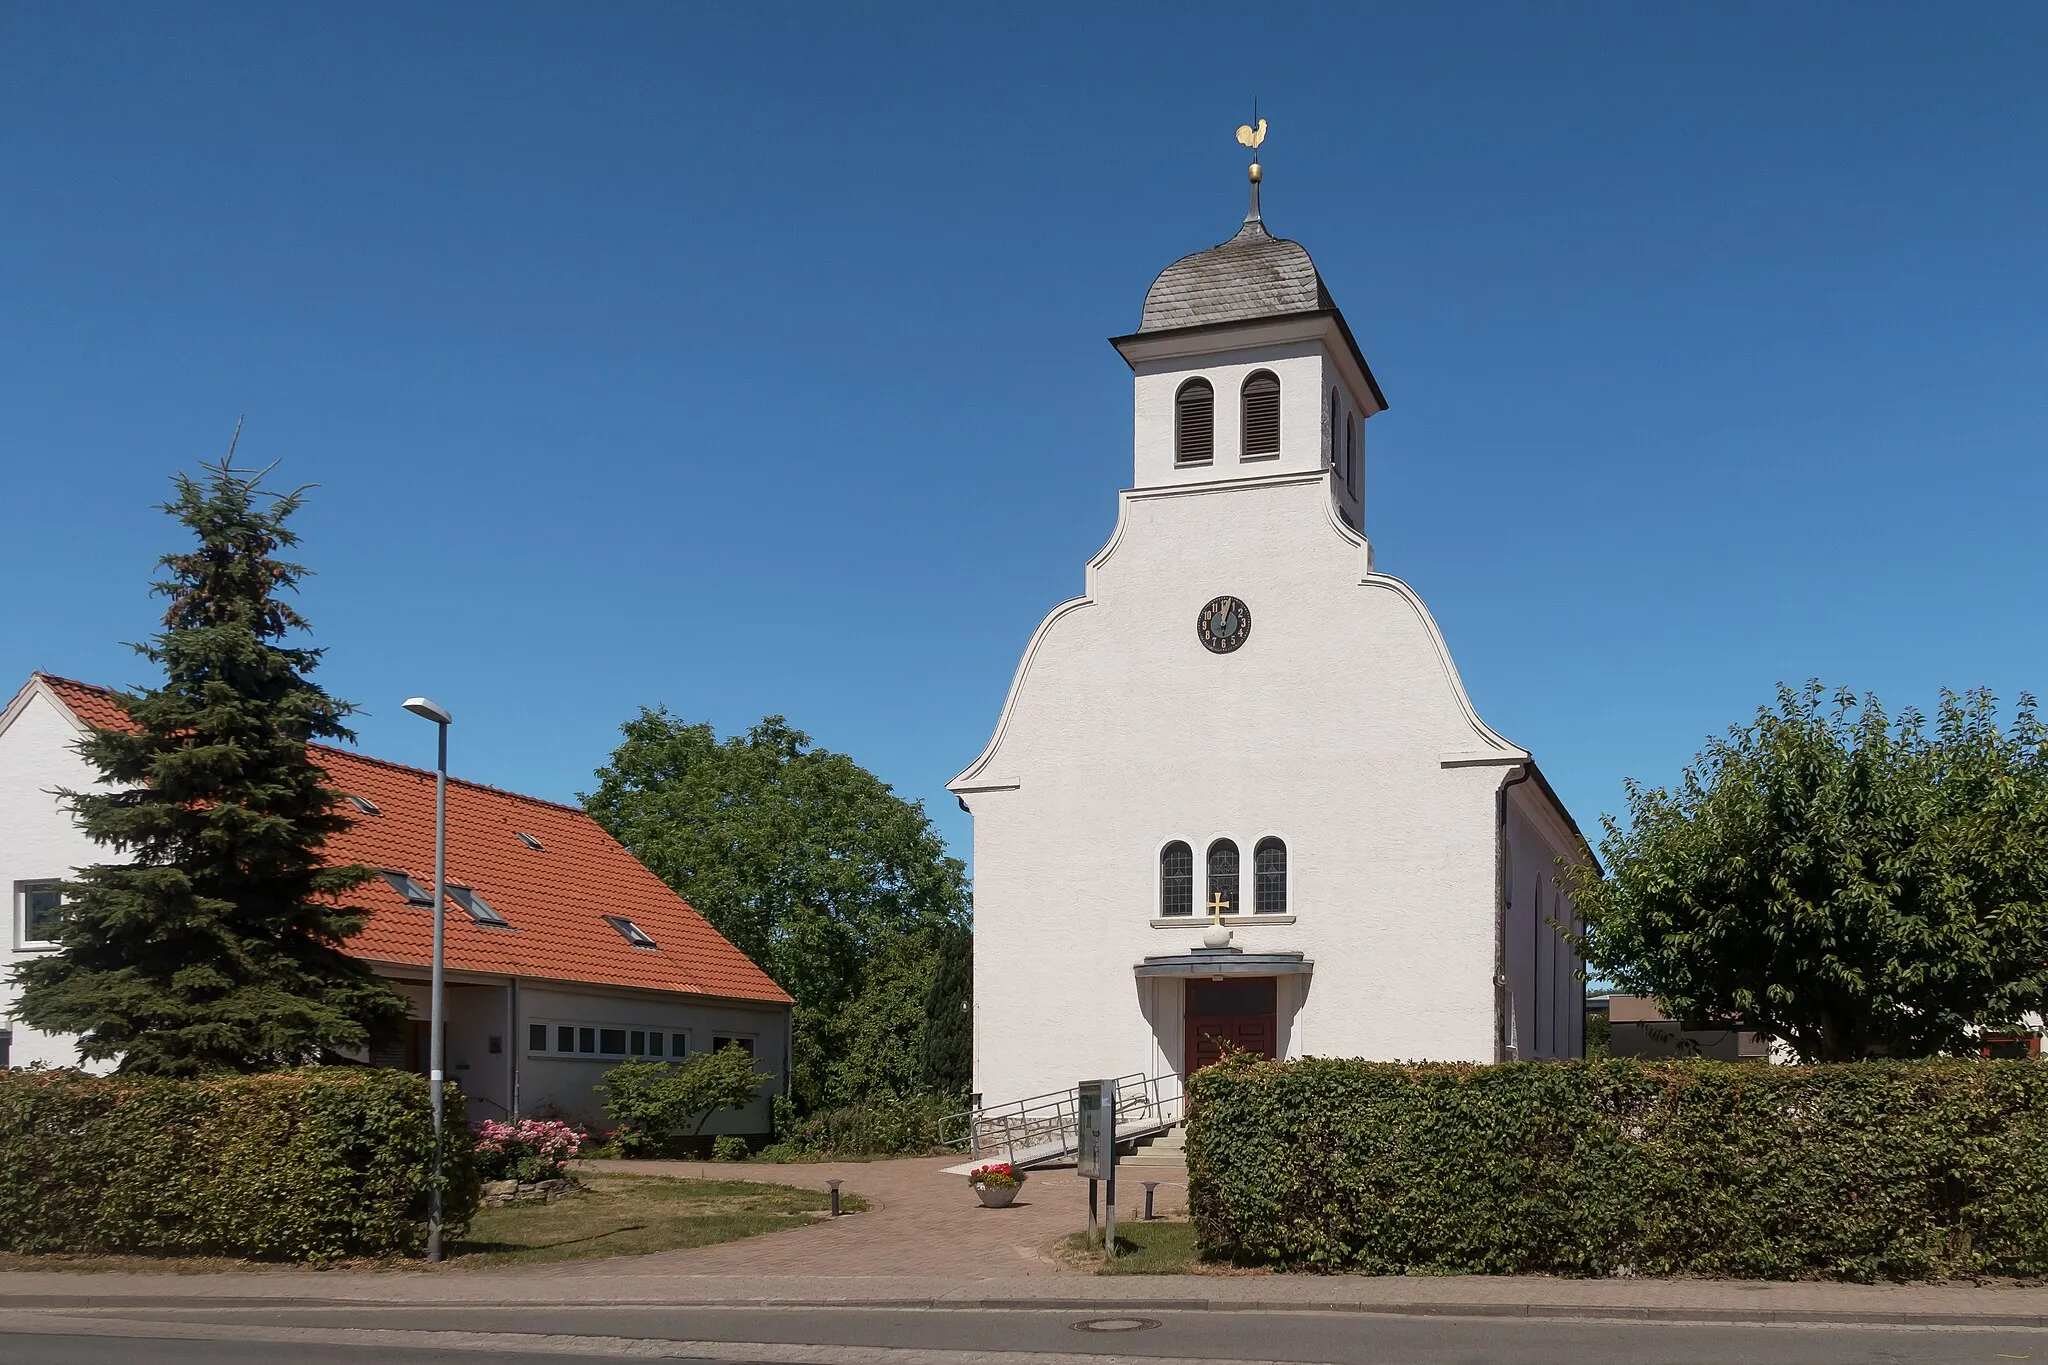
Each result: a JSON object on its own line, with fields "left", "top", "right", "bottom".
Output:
{"left": 827, "top": 1178, "right": 842, "bottom": 1217}
{"left": 1143, "top": 1180, "right": 1159, "bottom": 1221}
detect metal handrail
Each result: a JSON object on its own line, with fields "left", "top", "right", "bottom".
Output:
{"left": 936, "top": 1070, "right": 1185, "bottom": 1164}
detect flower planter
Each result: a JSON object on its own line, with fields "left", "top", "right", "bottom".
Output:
{"left": 972, "top": 1182, "right": 1020, "bottom": 1208}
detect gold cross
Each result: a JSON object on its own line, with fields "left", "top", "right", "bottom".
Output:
{"left": 1208, "top": 890, "right": 1231, "bottom": 923}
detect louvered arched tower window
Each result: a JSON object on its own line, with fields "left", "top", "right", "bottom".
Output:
{"left": 1206, "top": 838, "right": 1240, "bottom": 916}
{"left": 1254, "top": 837, "right": 1288, "bottom": 914}
{"left": 1159, "top": 841, "right": 1193, "bottom": 917}
{"left": 1241, "top": 371, "right": 1280, "bottom": 458}
{"left": 1175, "top": 378, "right": 1214, "bottom": 464}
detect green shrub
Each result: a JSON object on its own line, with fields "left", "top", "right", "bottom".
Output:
{"left": 788, "top": 1090, "right": 960, "bottom": 1156}
{"left": 598, "top": 1045, "right": 767, "bottom": 1151}
{"left": 712, "top": 1135, "right": 750, "bottom": 1161}
{"left": 0, "top": 1067, "right": 477, "bottom": 1261}
{"left": 1187, "top": 1056, "right": 2048, "bottom": 1280}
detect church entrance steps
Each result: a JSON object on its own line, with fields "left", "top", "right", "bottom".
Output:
{"left": 937, "top": 1072, "right": 1184, "bottom": 1174}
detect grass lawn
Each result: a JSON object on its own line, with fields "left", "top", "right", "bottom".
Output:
{"left": 451, "top": 1171, "right": 867, "bottom": 1267}
{"left": 1058, "top": 1218, "right": 1210, "bottom": 1275}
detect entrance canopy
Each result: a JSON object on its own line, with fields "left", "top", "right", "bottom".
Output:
{"left": 1134, "top": 944, "right": 1313, "bottom": 978}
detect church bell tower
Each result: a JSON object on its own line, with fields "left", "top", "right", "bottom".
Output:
{"left": 1108, "top": 120, "right": 1387, "bottom": 533}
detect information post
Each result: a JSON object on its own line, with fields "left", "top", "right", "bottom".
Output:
{"left": 1076, "top": 1078, "right": 1117, "bottom": 1259}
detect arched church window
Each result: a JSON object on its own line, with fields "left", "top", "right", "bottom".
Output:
{"left": 1206, "top": 839, "right": 1240, "bottom": 915}
{"left": 1159, "top": 841, "right": 1193, "bottom": 917}
{"left": 1241, "top": 371, "right": 1280, "bottom": 458}
{"left": 1254, "top": 837, "right": 1288, "bottom": 913}
{"left": 1175, "top": 378, "right": 1214, "bottom": 464}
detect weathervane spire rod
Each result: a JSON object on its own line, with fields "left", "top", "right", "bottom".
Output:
{"left": 1234, "top": 101, "right": 1268, "bottom": 225}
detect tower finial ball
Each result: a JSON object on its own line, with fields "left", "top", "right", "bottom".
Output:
{"left": 1249, "top": 162, "right": 1262, "bottom": 184}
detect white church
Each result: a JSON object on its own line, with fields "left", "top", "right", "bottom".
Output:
{"left": 950, "top": 140, "right": 1593, "bottom": 1107}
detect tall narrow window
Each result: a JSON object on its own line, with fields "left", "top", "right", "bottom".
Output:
{"left": 1206, "top": 839, "right": 1240, "bottom": 916}
{"left": 1175, "top": 378, "right": 1214, "bottom": 464}
{"left": 1241, "top": 371, "right": 1280, "bottom": 458}
{"left": 1159, "top": 841, "right": 1193, "bottom": 917}
{"left": 1254, "top": 837, "right": 1288, "bottom": 914}
{"left": 1345, "top": 414, "right": 1359, "bottom": 496}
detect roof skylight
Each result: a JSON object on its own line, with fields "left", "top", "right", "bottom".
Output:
{"left": 603, "top": 915, "right": 658, "bottom": 950}
{"left": 447, "top": 885, "right": 510, "bottom": 929}
{"left": 515, "top": 832, "right": 544, "bottom": 851}
{"left": 379, "top": 870, "right": 434, "bottom": 907}
{"left": 344, "top": 794, "right": 381, "bottom": 815}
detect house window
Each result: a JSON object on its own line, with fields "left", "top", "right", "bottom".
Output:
{"left": 557, "top": 1025, "right": 574, "bottom": 1052}
{"left": 630, "top": 1030, "right": 645, "bottom": 1055}
{"left": 1175, "top": 378, "right": 1214, "bottom": 464}
{"left": 1159, "top": 842, "right": 1193, "bottom": 917}
{"left": 1254, "top": 837, "right": 1288, "bottom": 914}
{"left": 530, "top": 1024, "right": 547, "bottom": 1052}
{"left": 445, "top": 885, "right": 510, "bottom": 928}
{"left": 578, "top": 1027, "right": 596, "bottom": 1054}
{"left": 599, "top": 1028, "right": 627, "bottom": 1054}
{"left": 713, "top": 1036, "right": 755, "bottom": 1057}
{"left": 0, "top": 1029, "right": 10, "bottom": 1069}
{"left": 1206, "top": 840, "right": 1240, "bottom": 915}
{"left": 604, "top": 915, "right": 658, "bottom": 949}
{"left": 1241, "top": 371, "right": 1280, "bottom": 458}
{"left": 17, "top": 881, "right": 65, "bottom": 945}
{"left": 379, "top": 870, "right": 434, "bottom": 906}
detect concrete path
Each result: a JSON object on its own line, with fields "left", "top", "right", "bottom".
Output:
{"left": 544, "top": 1156, "right": 1186, "bottom": 1279}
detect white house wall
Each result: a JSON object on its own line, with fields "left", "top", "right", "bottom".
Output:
{"left": 514, "top": 983, "right": 787, "bottom": 1132}
{"left": 0, "top": 683, "right": 113, "bottom": 1071}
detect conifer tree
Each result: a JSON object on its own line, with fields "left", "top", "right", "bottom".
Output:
{"left": 11, "top": 454, "right": 406, "bottom": 1074}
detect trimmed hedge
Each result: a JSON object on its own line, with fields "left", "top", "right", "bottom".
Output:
{"left": 0, "top": 1067, "right": 478, "bottom": 1261}
{"left": 1186, "top": 1056, "right": 2048, "bottom": 1280}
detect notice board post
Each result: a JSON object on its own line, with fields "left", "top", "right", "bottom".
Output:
{"left": 1077, "top": 1078, "right": 1117, "bottom": 1260}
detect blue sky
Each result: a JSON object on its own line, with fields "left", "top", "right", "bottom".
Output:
{"left": 4, "top": 4, "right": 2044, "bottom": 865}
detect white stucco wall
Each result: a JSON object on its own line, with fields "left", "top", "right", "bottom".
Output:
{"left": 954, "top": 322, "right": 1583, "bottom": 1103}
{"left": 1502, "top": 780, "right": 1587, "bottom": 1061}
{"left": 0, "top": 682, "right": 114, "bottom": 1071}
{"left": 955, "top": 471, "right": 1542, "bottom": 1102}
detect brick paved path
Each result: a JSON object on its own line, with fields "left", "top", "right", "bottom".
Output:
{"left": 553, "top": 1156, "right": 1188, "bottom": 1278}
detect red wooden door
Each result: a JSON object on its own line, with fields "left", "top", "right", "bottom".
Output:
{"left": 1184, "top": 977, "right": 1277, "bottom": 1076}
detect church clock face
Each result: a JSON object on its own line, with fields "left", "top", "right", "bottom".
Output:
{"left": 1196, "top": 595, "right": 1252, "bottom": 654}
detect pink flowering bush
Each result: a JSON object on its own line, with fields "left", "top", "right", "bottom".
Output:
{"left": 472, "top": 1118, "right": 585, "bottom": 1183}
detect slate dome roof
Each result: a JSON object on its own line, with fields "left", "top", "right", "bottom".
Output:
{"left": 1138, "top": 217, "right": 1334, "bottom": 333}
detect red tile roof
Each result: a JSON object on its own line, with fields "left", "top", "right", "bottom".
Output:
{"left": 33, "top": 675, "right": 791, "bottom": 1006}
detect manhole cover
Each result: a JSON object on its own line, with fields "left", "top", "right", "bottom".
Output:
{"left": 1072, "top": 1317, "right": 1161, "bottom": 1333}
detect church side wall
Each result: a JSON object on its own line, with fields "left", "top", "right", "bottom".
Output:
{"left": 1501, "top": 784, "right": 1587, "bottom": 1060}
{"left": 963, "top": 479, "right": 1510, "bottom": 1103}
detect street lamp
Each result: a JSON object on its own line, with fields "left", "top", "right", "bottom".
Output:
{"left": 403, "top": 695, "right": 452, "bottom": 1262}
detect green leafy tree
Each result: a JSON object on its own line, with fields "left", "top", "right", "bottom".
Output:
{"left": 1569, "top": 683, "right": 2048, "bottom": 1062}
{"left": 597, "top": 1043, "right": 768, "bottom": 1148}
{"left": 10, "top": 457, "right": 405, "bottom": 1074}
{"left": 582, "top": 710, "right": 970, "bottom": 1110}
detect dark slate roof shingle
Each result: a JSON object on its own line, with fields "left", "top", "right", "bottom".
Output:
{"left": 1138, "top": 219, "right": 1334, "bottom": 333}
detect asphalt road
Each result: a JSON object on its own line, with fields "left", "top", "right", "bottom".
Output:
{"left": 3, "top": 1303, "right": 2045, "bottom": 1365}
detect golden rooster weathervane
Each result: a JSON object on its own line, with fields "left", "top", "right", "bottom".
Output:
{"left": 1236, "top": 103, "right": 1268, "bottom": 223}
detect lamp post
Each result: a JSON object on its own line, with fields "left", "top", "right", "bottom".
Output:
{"left": 403, "top": 696, "right": 453, "bottom": 1262}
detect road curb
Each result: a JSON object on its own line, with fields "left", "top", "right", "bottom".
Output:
{"left": 5, "top": 1292, "right": 2048, "bottom": 1330}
